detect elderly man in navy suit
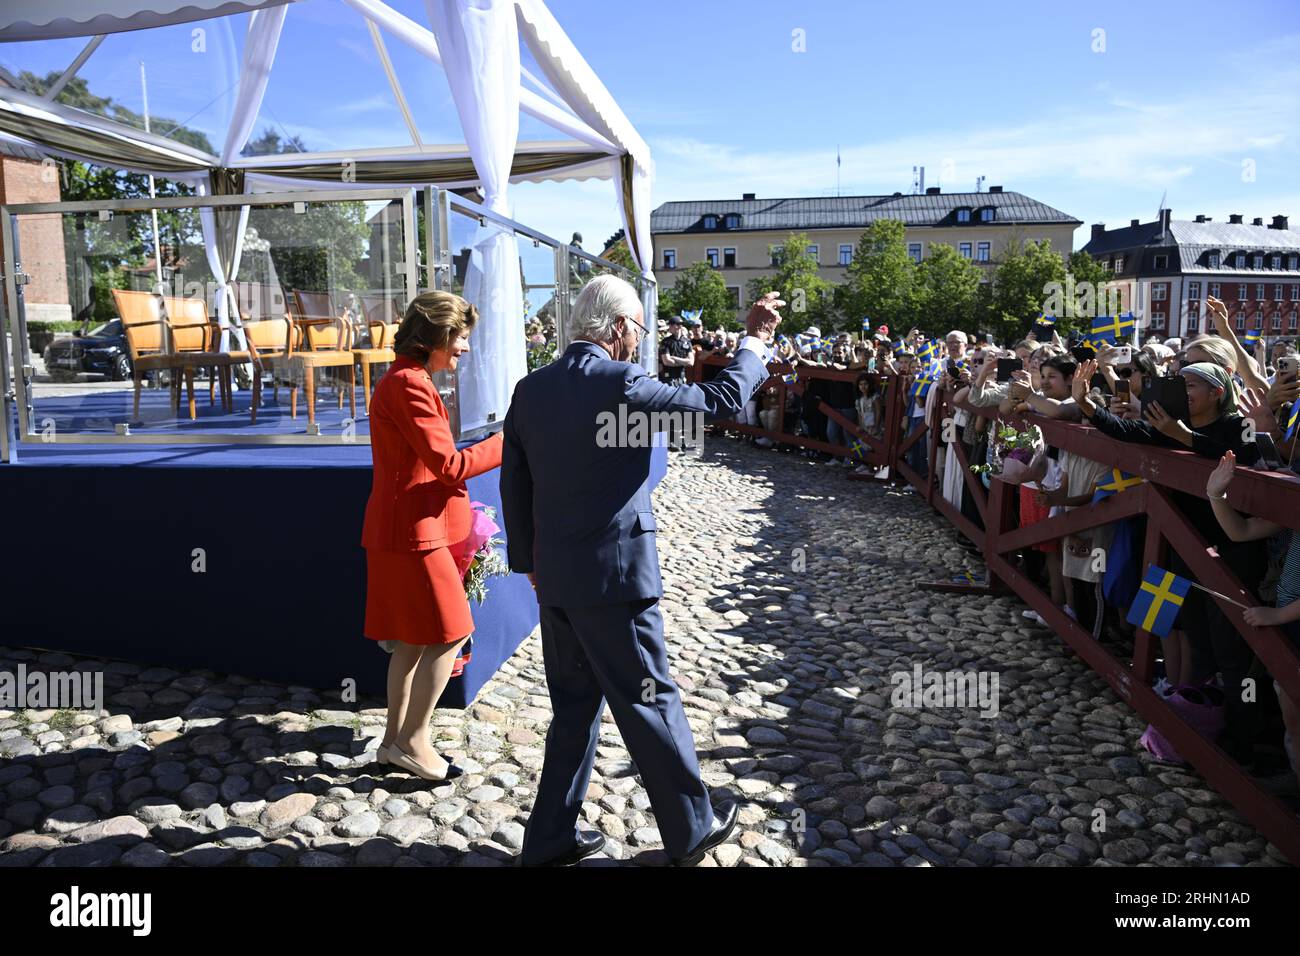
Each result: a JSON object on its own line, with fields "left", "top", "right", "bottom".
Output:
{"left": 501, "top": 276, "right": 782, "bottom": 866}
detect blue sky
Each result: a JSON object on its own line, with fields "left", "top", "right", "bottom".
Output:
{"left": 4, "top": 0, "right": 1298, "bottom": 257}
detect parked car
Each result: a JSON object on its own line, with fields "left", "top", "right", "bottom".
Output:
{"left": 43, "top": 319, "right": 133, "bottom": 380}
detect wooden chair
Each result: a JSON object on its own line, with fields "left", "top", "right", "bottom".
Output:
{"left": 290, "top": 290, "right": 356, "bottom": 426}
{"left": 161, "top": 295, "right": 234, "bottom": 414}
{"left": 354, "top": 296, "right": 400, "bottom": 414}
{"left": 112, "top": 289, "right": 230, "bottom": 422}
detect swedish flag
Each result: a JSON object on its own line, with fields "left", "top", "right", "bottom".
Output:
{"left": 1092, "top": 468, "right": 1145, "bottom": 503}
{"left": 892, "top": 339, "right": 905, "bottom": 355}
{"left": 918, "top": 340, "right": 937, "bottom": 361}
{"left": 1091, "top": 312, "right": 1136, "bottom": 344}
{"left": 1285, "top": 401, "right": 1299, "bottom": 442}
{"left": 1035, "top": 314, "right": 1056, "bottom": 328}
{"left": 1125, "top": 565, "right": 1193, "bottom": 638}
{"left": 861, "top": 316, "right": 872, "bottom": 331}
{"left": 850, "top": 438, "right": 868, "bottom": 460}
{"left": 781, "top": 371, "right": 798, "bottom": 385}
{"left": 1243, "top": 328, "right": 1262, "bottom": 348}
{"left": 911, "top": 369, "right": 935, "bottom": 402}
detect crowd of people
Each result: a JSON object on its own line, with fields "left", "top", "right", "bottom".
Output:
{"left": 669, "top": 299, "right": 1300, "bottom": 796}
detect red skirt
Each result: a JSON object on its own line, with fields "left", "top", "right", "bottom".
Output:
{"left": 1019, "top": 487, "right": 1059, "bottom": 553}
{"left": 364, "top": 546, "right": 474, "bottom": 646}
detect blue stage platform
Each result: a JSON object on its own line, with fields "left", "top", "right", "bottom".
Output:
{"left": 0, "top": 436, "right": 537, "bottom": 707}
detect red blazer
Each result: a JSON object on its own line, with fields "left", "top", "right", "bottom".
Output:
{"left": 362, "top": 355, "right": 504, "bottom": 551}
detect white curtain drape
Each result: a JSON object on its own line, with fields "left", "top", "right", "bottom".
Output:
{"left": 425, "top": 0, "right": 525, "bottom": 434}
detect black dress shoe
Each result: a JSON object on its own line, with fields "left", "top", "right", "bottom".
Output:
{"left": 672, "top": 799, "right": 739, "bottom": 867}
{"left": 520, "top": 831, "right": 605, "bottom": 867}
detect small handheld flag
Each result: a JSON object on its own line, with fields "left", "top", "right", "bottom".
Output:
{"left": 1126, "top": 565, "right": 1193, "bottom": 638}
{"left": 1092, "top": 468, "right": 1145, "bottom": 503}
{"left": 861, "top": 316, "right": 872, "bottom": 331}
{"left": 892, "top": 339, "right": 905, "bottom": 355}
{"left": 1091, "top": 312, "right": 1136, "bottom": 344}
{"left": 781, "top": 372, "right": 798, "bottom": 385}
{"left": 1285, "top": 401, "right": 1299, "bottom": 443}
{"left": 850, "top": 438, "right": 868, "bottom": 460}
{"left": 1243, "top": 328, "right": 1262, "bottom": 348}
{"left": 1035, "top": 314, "right": 1056, "bottom": 328}
{"left": 679, "top": 309, "right": 702, "bottom": 323}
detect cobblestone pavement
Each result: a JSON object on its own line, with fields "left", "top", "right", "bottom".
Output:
{"left": 0, "top": 438, "right": 1289, "bottom": 866}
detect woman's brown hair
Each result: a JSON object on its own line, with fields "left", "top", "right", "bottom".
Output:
{"left": 393, "top": 291, "right": 478, "bottom": 362}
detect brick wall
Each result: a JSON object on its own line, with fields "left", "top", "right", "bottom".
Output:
{"left": 0, "top": 156, "right": 70, "bottom": 321}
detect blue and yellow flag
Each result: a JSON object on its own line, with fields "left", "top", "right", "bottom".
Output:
{"left": 781, "top": 371, "right": 799, "bottom": 385}
{"left": 679, "top": 309, "right": 702, "bottom": 323}
{"left": 1243, "top": 328, "right": 1262, "bottom": 348}
{"left": 911, "top": 368, "right": 935, "bottom": 402}
{"left": 1035, "top": 314, "right": 1056, "bottom": 329}
{"left": 1285, "top": 401, "right": 1299, "bottom": 443}
{"left": 918, "top": 340, "right": 937, "bottom": 362}
{"left": 1125, "top": 565, "right": 1193, "bottom": 638}
{"left": 892, "top": 339, "right": 905, "bottom": 355}
{"left": 849, "top": 438, "right": 869, "bottom": 460}
{"left": 861, "top": 316, "right": 872, "bottom": 331}
{"left": 1092, "top": 468, "right": 1145, "bottom": 503}
{"left": 1091, "top": 312, "right": 1137, "bottom": 344}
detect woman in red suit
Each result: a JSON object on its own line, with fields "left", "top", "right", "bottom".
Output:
{"left": 361, "top": 291, "right": 503, "bottom": 782}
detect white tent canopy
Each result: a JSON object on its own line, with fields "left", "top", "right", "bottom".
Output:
{"left": 0, "top": 0, "right": 656, "bottom": 434}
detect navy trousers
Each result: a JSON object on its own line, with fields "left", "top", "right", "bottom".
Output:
{"left": 520, "top": 597, "right": 715, "bottom": 863}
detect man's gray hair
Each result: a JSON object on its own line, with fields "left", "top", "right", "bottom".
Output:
{"left": 569, "top": 274, "right": 642, "bottom": 342}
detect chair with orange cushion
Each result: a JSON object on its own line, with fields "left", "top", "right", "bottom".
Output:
{"left": 160, "top": 295, "right": 235, "bottom": 415}
{"left": 113, "top": 289, "right": 230, "bottom": 422}
{"left": 290, "top": 290, "right": 356, "bottom": 427}
{"left": 353, "top": 295, "right": 399, "bottom": 414}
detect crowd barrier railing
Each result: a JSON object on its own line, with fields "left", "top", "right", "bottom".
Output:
{"left": 688, "top": 349, "right": 1300, "bottom": 863}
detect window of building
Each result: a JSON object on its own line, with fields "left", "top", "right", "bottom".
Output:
{"left": 1256, "top": 283, "right": 1266, "bottom": 300}
{"left": 706, "top": 247, "right": 719, "bottom": 268}
{"left": 1189, "top": 299, "right": 1200, "bottom": 315}
{"left": 979, "top": 207, "right": 995, "bottom": 222}
{"left": 977, "top": 241, "right": 991, "bottom": 262}
{"left": 1292, "top": 284, "right": 1300, "bottom": 301}
{"left": 1254, "top": 254, "right": 1264, "bottom": 269}
{"left": 702, "top": 215, "right": 717, "bottom": 230}
{"left": 1291, "top": 312, "right": 1299, "bottom": 331}
{"left": 1101, "top": 260, "right": 1111, "bottom": 272}
{"left": 724, "top": 213, "right": 740, "bottom": 229}
{"left": 956, "top": 208, "right": 971, "bottom": 223}
{"left": 1209, "top": 282, "right": 1221, "bottom": 298}
{"left": 1209, "top": 252, "right": 1221, "bottom": 269}
{"left": 662, "top": 248, "right": 676, "bottom": 270}
{"left": 1238, "top": 284, "right": 1249, "bottom": 301}
{"left": 1151, "top": 313, "right": 1166, "bottom": 329}
{"left": 1187, "top": 315, "right": 1200, "bottom": 333}
{"left": 769, "top": 245, "right": 782, "bottom": 267}
{"left": 726, "top": 286, "right": 741, "bottom": 309}
{"left": 907, "top": 243, "right": 922, "bottom": 263}
{"left": 1273, "top": 313, "right": 1283, "bottom": 330}
{"left": 959, "top": 242, "right": 972, "bottom": 259}
{"left": 1152, "top": 283, "right": 1167, "bottom": 302}
{"left": 839, "top": 243, "right": 853, "bottom": 266}
{"left": 1235, "top": 313, "right": 1246, "bottom": 331}
{"left": 807, "top": 244, "right": 819, "bottom": 263}
{"left": 1154, "top": 254, "right": 1168, "bottom": 269}
{"left": 1276, "top": 284, "right": 1285, "bottom": 301}
{"left": 1114, "top": 255, "right": 1125, "bottom": 272}
{"left": 1272, "top": 254, "right": 1282, "bottom": 270}
{"left": 1289, "top": 255, "right": 1299, "bottom": 270}
{"left": 1188, "top": 281, "right": 1201, "bottom": 300}
{"left": 723, "top": 247, "right": 736, "bottom": 268}
{"left": 1235, "top": 253, "right": 1246, "bottom": 268}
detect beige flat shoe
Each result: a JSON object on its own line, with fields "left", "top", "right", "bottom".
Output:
{"left": 376, "top": 743, "right": 392, "bottom": 764}
{"left": 387, "top": 743, "right": 456, "bottom": 782}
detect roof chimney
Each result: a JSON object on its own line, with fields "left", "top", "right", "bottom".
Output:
{"left": 1091, "top": 223, "right": 1106, "bottom": 240}
{"left": 988, "top": 185, "right": 1003, "bottom": 193}
{"left": 1252, "top": 217, "right": 1264, "bottom": 226}
{"left": 1229, "top": 214, "right": 1244, "bottom": 224}
{"left": 1195, "top": 214, "right": 1207, "bottom": 223}
{"left": 1130, "top": 219, "right": 1140, "bottom": 228}
{"left": 925, "top": 186, "right": 941, "bottom": 195}
{"left": 1272, "top": 214, "right": 1290, "bottom": 231}
{"left": 1162, "top": 208, "right": 1172, "bottom": 230}
{"left": 742, "top": 192, "right": 755, "bottom": 201}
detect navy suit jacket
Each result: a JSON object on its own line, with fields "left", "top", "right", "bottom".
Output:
{"left": 500, "top": 340, "right": 769, "bottom": 607}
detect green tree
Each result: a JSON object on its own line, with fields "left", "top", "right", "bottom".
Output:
{"left": 745, "top": 232, "right": 834, "bottom": 334}
{"left": 915, "top": 243, "right": 984, "bottom": 336}
{"left": 990, "top": 237, "right": 1068, "bottom": 343}
{"left": 659, "top": 260, "right": 735, "bottom": 329}
{"left": 836, "top": 219, "right": 919, "bottom": 335}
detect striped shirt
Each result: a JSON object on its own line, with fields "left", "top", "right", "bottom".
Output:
{"left": 1278, "top": 532, "right": 1300, "bottom": 609}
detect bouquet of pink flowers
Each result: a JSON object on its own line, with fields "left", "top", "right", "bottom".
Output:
{"left": 449, "top": 501, "right": 510, "bottom": 605}
{"left": 970, "top": 423, "right": 1048, "bottom": 485}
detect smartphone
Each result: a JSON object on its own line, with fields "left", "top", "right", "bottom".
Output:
{"left": 1256, "top": 433, "right": 1283, "bottom": 469}
{"left": 996, "top": 357, "right": 1024, "bottom": 382}
{"left": 1140, "top": 375, "right": 1191, "bottom": 424}
{"left": 1071, "top": 345, "right": 1096, "bottom": 364}
{"left": 1112, "top": 346, "right": 1132, "bottom": 365}
{"left": 1278, "top": 356, "right": 1297, "bottom": 383}
{"left": 1115, "top": 378, "right": 1131, "bottom": 400}
{"left": 947, "top": 360, "right": 960, "bottom": 378}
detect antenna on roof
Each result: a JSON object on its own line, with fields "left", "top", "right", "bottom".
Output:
{"left": 976, "top": 175, "right": 985, "bottom": 193}
{"left": 836, "top": 145, "right": 841, "bottom": 197}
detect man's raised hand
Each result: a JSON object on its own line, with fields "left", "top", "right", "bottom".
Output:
{"left": 745, "top": 291, "right": 785, "bottom": 342}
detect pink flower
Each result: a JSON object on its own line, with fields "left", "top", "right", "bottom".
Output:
{"left": 449, "top": 502, "right": 500, "bottom": 572}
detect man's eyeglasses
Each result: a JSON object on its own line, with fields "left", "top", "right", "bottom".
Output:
{"left": 624, "top": 315, "right": 650, "bottom": 343}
